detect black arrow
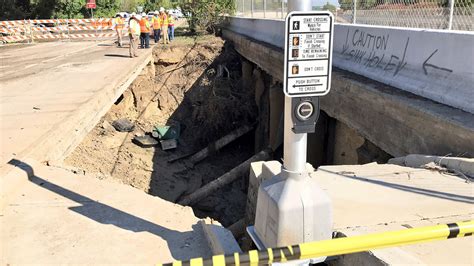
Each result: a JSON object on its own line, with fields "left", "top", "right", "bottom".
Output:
{"left": 293, "top": 84, "right": 323, "bottom": 88}
{"left": 423, "top": 49, "right": 453, "bottom": 75}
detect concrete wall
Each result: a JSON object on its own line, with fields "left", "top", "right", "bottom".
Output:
{"left": 224, "top": 17, "right": 474, "bottom": 114}
{"left": 222, "top": 28, "right": 474, "bottom": 157}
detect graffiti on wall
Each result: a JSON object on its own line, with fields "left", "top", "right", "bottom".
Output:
{"left": 340, "top": 29, "right": 452, "bottom": 77}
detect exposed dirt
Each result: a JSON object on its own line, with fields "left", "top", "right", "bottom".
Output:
{"left": 65, "top": 34, "right": 257, "bottom": 226}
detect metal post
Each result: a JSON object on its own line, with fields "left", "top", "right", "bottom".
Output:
{"left": 284, "top": 0, "right": 312, "bottom": 175}
{"left": 352, "top": 0, "right": 356, "bottom": 24}
{"left": 264, "top": 0, "right": 267, "bottom": 18}
{"left": 29, "top": 19, "right": 33, "bottom": 43}
{"left": 448, "top": 0, "right": 454, "bottom": 30}
{"left": 251, "top": 0, "right": 254, "bottom": 17}
{"left": 242, "top": 0, "right": 245, "bottom": 15}
{"left": 281, "top": 0, "right": 284, "bottom": 19}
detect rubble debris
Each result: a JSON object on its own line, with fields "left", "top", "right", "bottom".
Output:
{"left": 216, "top": 64, "right": 230, "bottom": 78}
{"left": 389, "top": 154, "right": 474, "bottom": 178}
{"left": 132, "top": 135, "right": 159, "bottom": 148}
{"left": 189, "top": 124, "right": 254, "bottom": 165}
{"left": 161, "top": 139, "right": 178, "bottom": 150}
{"left": 112, "top": 118, "right": 135, "bottom": 132}
{"left": 227, "top": 218, "right": 245, "bottom": 238}
{"left": 179, "top": 149, "right": 272, "bottom": 206}
{"left": 153, "top": 122, "right": 180, "bottom": 140}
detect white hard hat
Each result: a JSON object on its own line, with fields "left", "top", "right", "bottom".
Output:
{"left": 141, "top": 12, "right": 146, "bottom": 16}
{"left": 159, "top": 7, "right": 165, "bottom": 12}
{"left": 154, "top": 10, "right": 159, "bottom": 14}
{"left": 131, "top": 12, "right": 136, "bottom": 16}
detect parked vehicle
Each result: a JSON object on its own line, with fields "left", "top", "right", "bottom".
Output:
{"left": 168, "top": 9, "right": 184, "bottom": 18}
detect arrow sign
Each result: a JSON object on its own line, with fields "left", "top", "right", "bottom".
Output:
{"left": 423, "top": 49, "right": 453, "bottom": 75}
{"left": 293, "top": 84, "right": 322, "bottom": 88}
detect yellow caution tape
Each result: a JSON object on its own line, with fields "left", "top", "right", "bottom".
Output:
{"left": 158, "top": 220, "right": 473, "bottom": 266}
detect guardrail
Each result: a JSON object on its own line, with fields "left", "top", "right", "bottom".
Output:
{"left": 158, "top": 220, "right": 473, "bottom": 266}
{"left": 0, "top": 18, "right": 123, "bottom": 43}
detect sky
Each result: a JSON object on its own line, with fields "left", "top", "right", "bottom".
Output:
{"left": 312, "top": 0, "right": 340, "bottom": 7}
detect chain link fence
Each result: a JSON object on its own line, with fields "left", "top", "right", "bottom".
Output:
{"left": 234, "top": 0, "right": 473, "bottom": 31}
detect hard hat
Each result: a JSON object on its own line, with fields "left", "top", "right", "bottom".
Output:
{"left": 154, "top": 10, "right": 159, "bottom": 14}
{"left": 131, "top": 12, "right": 136, "bottom": 16}
{"left": 141, "top": 12, "right": 146, "bottom": 16}
{"left": 159, "top": 7, "right": 165, "bottom": 12}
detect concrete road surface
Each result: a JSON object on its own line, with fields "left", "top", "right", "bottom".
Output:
{"left": 0, "top": 40, "right": 152, "bottom": 169}
{"left": 1, "top": 160, "right": 212, "bottom": 264}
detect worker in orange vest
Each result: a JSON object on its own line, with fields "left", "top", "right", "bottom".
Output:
{"left": 128, "top": 13, "right": 141, "bottom": 58}
{"left": 112, "top": 13, "right": 125, "bottom": 47}
{"left": 158, "top": 7, "right": 169, "bottom": 45}
{"left": 167, "top": 11, "right": 175, "bottom": 42}
{"left": 151, "top": 11, "right": 161, "bottom": 44}
{"left": 139, "top": 12, "right": 151, "bottom": 49}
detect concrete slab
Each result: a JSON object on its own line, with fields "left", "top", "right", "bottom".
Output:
{"left": 312, "top": 163, "right": 473, "bottom": 265}
{"left": 1, "top": 160, "right": 212, "bottom": 264}
{"left": 0, "top": 40, "right": 153, "bottom": 171}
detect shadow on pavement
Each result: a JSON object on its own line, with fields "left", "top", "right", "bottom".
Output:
{"left": 104, "top": 53, "right": 132, "bottom": 58}
{"left": 319, "top": 168, "right": 474, "bottom": 204}
{"left": 8, "top": 158, "right": 205, "bottom": 261}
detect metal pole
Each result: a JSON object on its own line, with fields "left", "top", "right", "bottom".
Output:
{"left": 283, "top": 0, "right": 312, "bottom": 175}
{"left": 352, "top": 0, "right": 356, "bottom": 24}
{"left": 448, "top": 0, "right": 454, "bottom": 30}
{"left": 264, "top": 0, "right": 267, "bottom": 18}
{"left": 242, "top": 0, "right": 245, "bottom": 15}
{"left": 281, "top": 0, "right": 284, "bottom": 19}
{"left": 251, "top": 0, "right": 254, "bottom": 17}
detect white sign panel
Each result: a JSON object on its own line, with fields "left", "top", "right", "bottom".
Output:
{"left": 284, "top": 11, "right": 334, "bottom": 97}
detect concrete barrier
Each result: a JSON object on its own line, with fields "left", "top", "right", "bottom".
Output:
{"left": 224, "top": 17, "right": 474, "bottom": 114}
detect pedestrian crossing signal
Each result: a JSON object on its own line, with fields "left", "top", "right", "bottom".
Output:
{"left": 293, "top": 21, "right": 300, "bottom": 30}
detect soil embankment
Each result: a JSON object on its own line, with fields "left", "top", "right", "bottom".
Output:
{"left": 65, "top": 34, "right": 257, "bottom": 226}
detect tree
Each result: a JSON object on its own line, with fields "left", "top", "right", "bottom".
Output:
{"left": 181, "top": 0, "right": 235, "bottom": 33}
{"left": 0, "top": 0, "right": 34, "bottom": 19}
{"left": 322, "top": 2, "right": 336, "bottom": 12}
{"left": 338, "top": 0, "right": 352, "bottom": 10}
{"left": 55, "top": 0, "right": 84, "bottom": 19}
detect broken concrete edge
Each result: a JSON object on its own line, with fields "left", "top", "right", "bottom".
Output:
{"left": 389, "top": 154, "right": 474, "bottom": 177}
{"left": 1, "top": 52, "right": 153, "bottom": 211}
{"left": 13, "top": 52, "right": 154, "bottom": 166}
{"left": 0, "top": 158, "right": 40, "bottom": 212}
{"left": 198, "top": 218, "right": 243, "bottom": 256}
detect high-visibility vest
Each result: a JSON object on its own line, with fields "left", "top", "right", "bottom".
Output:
{"left": 152, "top": 16, "right": 160, "bottom": 29}
{"left": 129, "top": 19, "right": 140, "bottom": 36}
{"left": 168, "top": 16, "right": 174, "bottom": 26}
{"left": 139, "top": 18, "right": 150, "bottom": 33}
{"left": 114, "top": 17, "right": 124, "bottom": 29}
{"left": 160, "top": 14, "right": 168, "bottom": 27}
